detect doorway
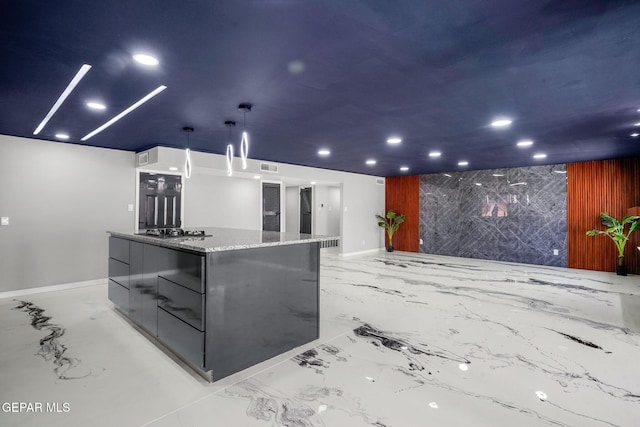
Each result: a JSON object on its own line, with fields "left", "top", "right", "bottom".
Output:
{"left": 300, "top": 187, "right": 312, "bottom": 234}
{"left": 262, "top": 182, "right": 281, "bottom": 232}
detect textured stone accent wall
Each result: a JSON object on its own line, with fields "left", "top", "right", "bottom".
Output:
{"left": 419, "top": 164, "right": 567, "bottom": 266}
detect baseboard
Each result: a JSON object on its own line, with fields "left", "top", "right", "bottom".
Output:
{"left": 339, "top": 248, "right": 383, "bottom": 257}
{"left": 0, "top": 278, "right": 106, "bottom": 300}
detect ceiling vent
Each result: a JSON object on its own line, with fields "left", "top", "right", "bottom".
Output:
{"left": 138, "top": 152, "right": 149, "bottom": 166}
{"left": 260, "top": 162, "right": 279, "bottom": 173}
{"left": 376, "top": 178, "right": 385, "bottom": 185}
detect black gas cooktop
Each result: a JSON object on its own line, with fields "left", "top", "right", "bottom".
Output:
{"left": 140, "top": 228, "right": 209, "bottom": 239}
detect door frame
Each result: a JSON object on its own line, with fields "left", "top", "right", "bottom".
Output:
{"left": 260, "top": 179, "right": 285, "bottom": 232}
{"left": 299, "top": 186, "right": 313, "bottom": 234}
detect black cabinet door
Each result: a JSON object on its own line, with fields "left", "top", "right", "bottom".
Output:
{"left": 129, "top": 241, "right": 144, "bottom": 325}
{"left": 141, "top": 244, "right": 161, "bottom": 336}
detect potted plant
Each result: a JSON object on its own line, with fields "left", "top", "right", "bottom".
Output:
{"left": 376, "top": 210, "right": 405, "bottom": 252}
{"left": 586, "top": 212, "right": 640, "bottom": 276}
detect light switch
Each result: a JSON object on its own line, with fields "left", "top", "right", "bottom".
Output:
{"left": 127, "top": 204, "right": 134, "bottom": 212}
{"left": 1, "top": 217, "right": 9, "bottom": 226}
{"left": 553, "top": 249, "right": 559, "bottom": 256}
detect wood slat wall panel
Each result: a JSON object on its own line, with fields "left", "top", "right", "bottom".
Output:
{"left": 385, "top": 175, "right": 419, "bottom": 252}
{"left": 567, "top": 158, "right": 640, "bottom": 273}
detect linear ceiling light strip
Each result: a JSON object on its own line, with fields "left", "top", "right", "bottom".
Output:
{"left": 80, "top": 85, "right": 167, "bottom": 141}
{"left": 33, "top": 64, "right": 92, "bottom": 135}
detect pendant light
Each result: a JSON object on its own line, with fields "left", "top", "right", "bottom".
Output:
{"left": 182, "top": 126, "right": 194, "bottom": 178}
{"left": 224, "top": 120, "right": 236, "bottom": 176}
{"left": 238, "top": 103, "right": 252, "bottom": 170}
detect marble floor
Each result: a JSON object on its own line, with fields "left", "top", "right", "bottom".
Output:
{"left": 1, "top": 251, "right": 640, "bottom": 427}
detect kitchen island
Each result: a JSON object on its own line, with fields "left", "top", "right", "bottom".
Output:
{"left": 107, "top": 227, "right": 338, "bottom": 381}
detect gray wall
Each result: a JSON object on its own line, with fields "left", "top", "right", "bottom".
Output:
{"left": 183, "top": 173, "right": 261, "bottom": 230}
{"left": 0, "top": 135, "right": 135, "bottom": 292}
{"left": 419, "top": 164, "right": 567, "bottom": 266}
{"left": 285, "top": 186, "right": 300, "bottom": 233}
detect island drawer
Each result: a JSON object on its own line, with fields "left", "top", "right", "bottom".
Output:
{"left": 108, "top": 279, "right": 129, "bottom": 314}
{"left": 158, "top": 277, "right": 205, "bottom": 331}
{"left": 157, "top": 307, "right": 204, "bottom": 368}
{"left": 157, "top": 249, "right": 204, "bottom": 293}
{"left": 109, "top": 237, "right": 130, "bottom": 264}
{"left": 108, "top": 258, "right": 130, "bottom": 289}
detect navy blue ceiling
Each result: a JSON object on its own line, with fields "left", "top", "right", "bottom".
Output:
{"left": 2, "top": 0, "right": 640, "bottom": 177}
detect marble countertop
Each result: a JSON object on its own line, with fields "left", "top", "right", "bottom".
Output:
{"left": 108, "top": 227, "right": 339, "bottom": 253}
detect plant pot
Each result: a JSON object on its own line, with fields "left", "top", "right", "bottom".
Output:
{"left": 386, "top": 246, "right": 394, "bottom": 252}
{"left": 616, "top": 265, "right": 628, "bottom": 276}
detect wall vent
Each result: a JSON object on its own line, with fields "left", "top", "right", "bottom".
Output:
{"left": 376, "top": 178, "right": 385, "bottom": 185}
{"left": 260, "top": 162, "right": 279, "bottom": 173}
{"left": 138, "top": 152, "right": 149, "bottom": 166}
{"left": 320, "top": 239, "right": 340, "bottom": 249}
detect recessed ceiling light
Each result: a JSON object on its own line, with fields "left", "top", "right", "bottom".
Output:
{"left": 132, "top": 54, "right": 159, "bottom": 66}
{"left": 458, "top": 161, "right": 469, "bottom": 166}
{"left": 366, "top": 159, "right": 376, "bottom": 165}
{"left": 254, "top": 175, "right": 261, "bottom": 179}
{"left": 517, "top": 140, "right": 533, "bottom": 147}
{"left": 475, "top": 183, "right": 482, "bottom": 186}
{"left": 318, "top": 149, "right": 330, "bottom": 156}
{"left": 81, "top": 85, "right": 167, "bottom": 141}
{"left": 429, "top": 151, "right": 441, "bottom": 157}
{"left": 490, "top": 118, "right": 512, "bottom": 128}
{"left": 635, "top": 122, "right": 640, "bottom": 127}
{"left": 637, "top": 108, "right": 640, "bottom": 112}
{"left": 400, "top": 166, "right": 409, "bottom": 172}
{"left": 86, "top": 101, "right": 106, "bottom": 110}
{"left": 387, "top": 137, "right": 402, "bottom": 144}
{"left": 168, "top": 166, "right": 178, "bottom": 171}
{"left": 632, "top": 133, "right": 640, "bottom": 137}
{"left": 33, "top": 64, "right": 92, "bottom": 135}
{"left": 492, "top": 173, "right": 504, "bottom": 177}
{"left": 533, "top": 153, "right": 547, "bottom": 159}
{"left": 55, "top": 133, "right": 69, "bottom": 140}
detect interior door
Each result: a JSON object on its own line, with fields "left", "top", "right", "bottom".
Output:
{"left": 262, "top": 182, "right": 281, "bottom": 232}
{"left": 300, "top": 187, "right": 312, "bottom": 234}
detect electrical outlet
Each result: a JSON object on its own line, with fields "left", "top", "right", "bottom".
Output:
{"left": 419, "top": 238, "right": 424, "bottom": 245}
{"left": 127, "top": 204, "right": 134, "bottom": 212}
{"left": 553, "top": 249, "right": 559, "bottom": 256}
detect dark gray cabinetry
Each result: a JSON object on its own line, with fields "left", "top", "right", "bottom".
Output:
{"left": 108, "top": 236, "right": 205, "bottom": 369}
{"left": 108, "top": 237, "right": 130, "bottom": 314}
{"left": 128, "top": 242, "right": 162, "bottom": 336}
{"left": 156, "top": 250, "right": 205, "bottom": 368}
{"left": 206, "top": 242, "right": 319, "bottom": 380}
{"left": 108, "top": 231, "right": 320, "bottom": 382}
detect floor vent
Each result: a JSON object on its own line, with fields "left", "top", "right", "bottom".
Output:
{"left": 376, "top": 178, "right": 385, "bottom": 185}
{"left": 260, "top": 162, "right": 279, "bottom": 173}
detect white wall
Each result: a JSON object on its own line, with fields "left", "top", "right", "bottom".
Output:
{"left": 328, "top": 186, "right": 341, "bottom": 236}
{"left": 285, "top": 186, "right": 299, "bottom": 233}
{"left": 0, "top": 135, "right": 135, "bottom": 292}
{"left": 182, "top": 173, "right": 260, "bottom": 230}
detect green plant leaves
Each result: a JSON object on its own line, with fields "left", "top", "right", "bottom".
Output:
{"left": 586, "top": 211, "right": 640, "bottom": 260}
{"left": 376, "top": 210, "right": 406, "bottom": 243}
